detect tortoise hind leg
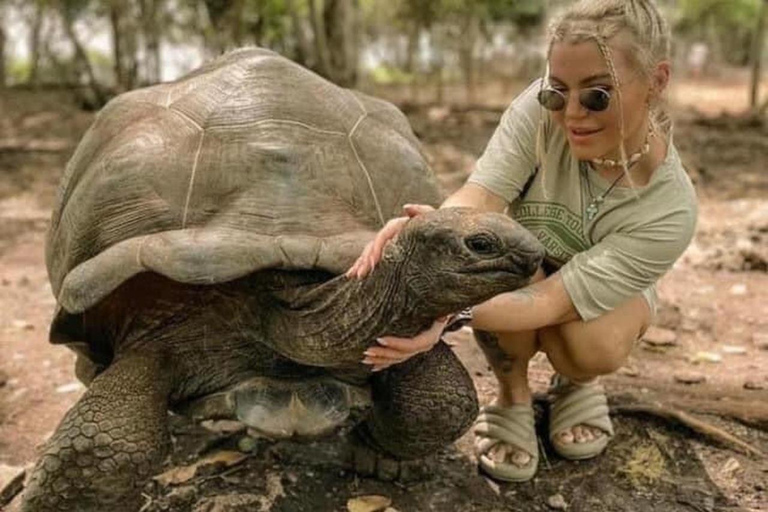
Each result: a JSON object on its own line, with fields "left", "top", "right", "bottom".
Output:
{"left": 22, "top": 352, "right": 170, "bottom": 512}
{"left": 352, "top": 341, "right": 478, "bottom": 479}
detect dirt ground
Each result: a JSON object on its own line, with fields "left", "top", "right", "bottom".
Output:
{"left": 1, "top": 75, "right": 767, "bottom": 512}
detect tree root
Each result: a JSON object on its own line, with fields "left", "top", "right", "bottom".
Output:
{"left": 612, "top": 403, "right": 766, "bottom": 459}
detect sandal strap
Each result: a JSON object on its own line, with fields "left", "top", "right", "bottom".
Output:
{"left": 474, "top": 404, "right": 538, "bottom": 457}
{"left": 549, "top": 379, "right": 614, "bottom": 440}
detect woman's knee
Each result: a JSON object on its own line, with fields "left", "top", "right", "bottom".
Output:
{"left": 540, "top": 326, "right": 634, "bottom": 378}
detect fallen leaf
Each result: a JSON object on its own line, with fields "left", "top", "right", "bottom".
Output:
{"left": 347, "top": 495, "right": 392, "bottom": 512}
{"left": 55, "top": 382, "right": 84, "bottom": 393}
{"left": 154, "top": 450, "right": 247, "bottom": 486}
{"left": 689, "top": 351, "right": 722, "bottom": 364}
{"left": 719, "top": 457, "right": 741, "bottom": 478}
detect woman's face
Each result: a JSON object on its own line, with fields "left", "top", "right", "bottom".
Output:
{"left": 546, "top": 39, "right": 652, "bottom": 162}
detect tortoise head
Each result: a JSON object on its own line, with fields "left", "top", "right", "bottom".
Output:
{"left": 387, "top": 208, "right": 545, "bottom": 316}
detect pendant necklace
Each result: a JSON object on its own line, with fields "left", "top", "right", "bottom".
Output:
{"left": 583, "top": 135, "right": 653, "bottom": 221}
{"left": 583, "top": 166, "right": 626, "bottom": 221}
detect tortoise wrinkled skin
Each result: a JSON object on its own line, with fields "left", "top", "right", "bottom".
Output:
{"left": 23, "top": 48, "right": 544, "bottom": 512}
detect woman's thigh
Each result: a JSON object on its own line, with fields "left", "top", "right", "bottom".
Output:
{"left": 538, "top": 295, "right": 652, "bottom": 379}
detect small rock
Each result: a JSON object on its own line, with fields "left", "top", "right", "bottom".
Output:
{"left": 728, "top": 283, "right": 747, "bottom": 296}
{"left": 55, "top": 381, "right": 84, "bottom": 393}
{"left": 721, "top": 345, "right": 747, "bottom": 355}
{"left": 753, "top": 333, "right": 768, "bottom": 350}
{"left": 546, "top": 493, "right": 568, "bottom": 510}
{"left": 674, "top": 372, "right": 706, "bottom": 385}
{"left": 642, "top": 326, "right": 677, "bottom": 347}
{"left": 744, "top": 380, "right": 765, "bottom": 390}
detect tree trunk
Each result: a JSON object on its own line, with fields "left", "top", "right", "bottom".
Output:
{"left": 139, "top": 0, "right": 162, "bottom": 84}
{"left": 0, "top": 24, "right": 6, "bottom": 89}
{"left": 109, "top": 3, "right": 126, "bottom": 90}
{"left": 322, "top": 0, "right": 360, "bottom": 87}
{"left": 285, "top": 0, "right": 312, "bottom": 68}
{"left": 203, "top": 0, "right": 236, "bottom": 54}
{"left": 308, "top": 0, "right": 332, "bottom": 78}
{"left": 750, "top": 0, "right": 767, "bottom": 111}
{"left": 28, "top": 1, "right": 44, "bottom": 86}
{"left": 458, "top": 16, "right": 479, "bottom": 105}
{"left": 57, "top": 1, "right": 107, "bottom": 106}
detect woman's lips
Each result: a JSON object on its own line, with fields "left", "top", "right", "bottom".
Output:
{"left": 568, "top": 127, "right": 602, "bottom": 144}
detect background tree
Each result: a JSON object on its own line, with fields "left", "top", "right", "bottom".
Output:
{"left": 750, "top": 0, "right": 767, "bottom": 112}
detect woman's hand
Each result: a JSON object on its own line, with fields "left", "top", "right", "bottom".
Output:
{"left": 345, "top": 204, "right": 435, "bottom": 279}
{"left": 362, "top": 316, "right": 450, "bottom": 372}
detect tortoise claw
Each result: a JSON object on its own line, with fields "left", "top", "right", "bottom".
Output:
{"left": 348, "top": 431, "right": 435, "bottom": 482}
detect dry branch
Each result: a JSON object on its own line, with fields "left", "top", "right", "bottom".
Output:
{"left": 612, "top": 403, "right": 765, "bottom": 459}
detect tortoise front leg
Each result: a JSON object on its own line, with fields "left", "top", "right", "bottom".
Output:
{"left": 22, "top": 352, "right": 170, "bottom": 512}
{"left": 352, "top": 341, "right": 478, "bottom": 477}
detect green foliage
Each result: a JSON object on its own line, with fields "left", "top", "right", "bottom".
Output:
{"left": 368, "top": 64, "right": 414, "bottom": 85}
{"left": 8, "top": 58, "right": 32, "bottom": 85}
{"left": 676, "top": 0, "right": 761, "bottom": 31}
{"left": 674, "top": 0, "right": 762, "bottom": 65}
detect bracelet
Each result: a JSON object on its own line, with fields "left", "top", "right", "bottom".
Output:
{"left": 443, "top": 307, "right": 473, "bottom": 333}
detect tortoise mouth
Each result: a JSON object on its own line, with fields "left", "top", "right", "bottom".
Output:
{"left": 457, "top": 259, "right": 539, "bottom": 279}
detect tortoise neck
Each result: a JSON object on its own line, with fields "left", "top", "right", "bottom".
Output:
{"left": 264, "top": 257, "right": 437, "bottom": 367}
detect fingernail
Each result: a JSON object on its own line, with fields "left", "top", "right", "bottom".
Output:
{"left": 371, "top": 367, "right": 383, "bottom": 372}
{"left": 363, "top": 350, "right": 374, "bottom": 356}
{"left": 376, "top": 338, "right": 388, "bottom": 346}
{"left": 361, "top": 358, "right": 373, "bottom": 365}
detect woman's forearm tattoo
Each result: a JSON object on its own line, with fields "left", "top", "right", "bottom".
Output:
{"left": 474, "top": 330, "right": 514, "bottom": 374}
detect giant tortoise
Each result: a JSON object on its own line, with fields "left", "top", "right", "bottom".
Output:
{"left": 22, "top": 48, "right": 544, "bottom": 512}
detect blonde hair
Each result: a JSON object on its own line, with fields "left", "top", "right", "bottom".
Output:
{"left": 536, "top": 0, "right": 672, "bottom": 190}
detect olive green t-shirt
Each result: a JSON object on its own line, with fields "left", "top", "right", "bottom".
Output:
{"left": 467, "top": 80, "right": 698, "bottom": 321}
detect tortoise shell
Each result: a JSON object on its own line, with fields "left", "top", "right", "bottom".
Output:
{"left": 46, "top": 48, "right": 442, "bottom": 315}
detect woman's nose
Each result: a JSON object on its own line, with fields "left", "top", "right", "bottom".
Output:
{"left": 564, "top": 93, "right": 587, "bottom": 118}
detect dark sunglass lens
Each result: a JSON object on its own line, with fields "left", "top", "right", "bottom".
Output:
{"left": 581, "top": 88, "right": 610, "bottom": 111}
{"left": 537, "top": 89, "right": 565, "bottom": 111}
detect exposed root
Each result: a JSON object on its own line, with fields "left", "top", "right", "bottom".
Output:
{"left": 612, "top": 403, "right": 765, "bottom": 459}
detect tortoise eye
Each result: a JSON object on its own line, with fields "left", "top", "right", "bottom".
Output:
{"left": 465, "top": 234, "right": 500, "bottom": 256}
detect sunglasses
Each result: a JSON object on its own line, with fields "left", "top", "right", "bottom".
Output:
{"left": 537, "top": 86, "right": 612, "bottom": 112}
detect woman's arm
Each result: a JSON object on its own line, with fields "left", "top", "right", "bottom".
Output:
{"left": 472, "top": 272, "right": 580, "bottom": 333}
{"left": 441, "top": 182, "right": 508, "bottom": 212}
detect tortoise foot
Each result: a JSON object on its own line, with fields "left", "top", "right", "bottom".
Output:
{"left": 348, "top": 429, "right": 435, "bottom": 482}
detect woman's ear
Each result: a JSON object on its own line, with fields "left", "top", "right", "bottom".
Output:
{"left": 650, "top": 60, "right": 671, "bottom": 101}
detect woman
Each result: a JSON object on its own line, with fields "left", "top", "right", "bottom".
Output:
{"left": 347, "top": 0, "right": 697, "bottom": 482}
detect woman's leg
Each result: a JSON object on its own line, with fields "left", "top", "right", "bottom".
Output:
{"left": 539, "top": 294, "right": 650, "bottom": 446}
{"left": 476, "top": 283, "right": 650, "bottom": 465}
